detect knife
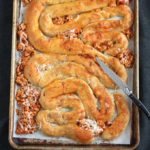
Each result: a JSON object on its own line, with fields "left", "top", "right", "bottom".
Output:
{"left": 96, "top": 57, "right": 150, "bottom": 119}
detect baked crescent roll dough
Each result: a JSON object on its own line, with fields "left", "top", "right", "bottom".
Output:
{"left": 22, "top": 0, "right": 132, "bottom": 143}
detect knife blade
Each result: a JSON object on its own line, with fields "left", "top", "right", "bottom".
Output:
{"left": 96, "top": 57, "right": 150, "bottom": 119}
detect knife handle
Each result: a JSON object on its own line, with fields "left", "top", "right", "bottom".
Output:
{"left": 129, "top": 93, "right": 150, "bottom": 119}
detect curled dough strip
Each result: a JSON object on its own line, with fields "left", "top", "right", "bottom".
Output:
{"left": 37, "top": 79, "right": 130, "bottom": 142}
{"left": 48, "top": 38, "right": 128, "bottom": 86}
{"left": 37, "top": 78, "right": 112, "bottom": 143}
{"left": 25, "top": 0, "right": 132, "bottom": 52}
{"left": 25, "top": 0, "right": 129, "bottom": 87}
{"left": 37, "top": 109, "right": 94, "bottom": 143}
{"left": 40, "top": 5, "right": 132, "bottom": 36}
{"left": 40, "top": 78, "right": 108, "bottom": 120}
{"left": 24, "top": 54, "right": 115, "bottom": 122}
{"left": 36, "top": 78, "right": 97, "bottom": 143}
{"left": 24, "top": 0, "right": 131, "bottom": 142}
{"left": 38, "top": 95, "right": 86, "bottom": 124}
{"left": 25, "top": 0, "right": 117, "bottom": 37}
{"left": 24, "top": 53, "right": 126, "bottom": 89}
{"left": 82, "top": 30, "right": 128, "bottom": 56}
{"left": 39, "top": 0, "right": 111, "bottom": 36}
{"left": 102, "top": 93, "right": 130, "bottom": 140}
{"left": 83, "top": 5, "right": 133, "bottom": 32}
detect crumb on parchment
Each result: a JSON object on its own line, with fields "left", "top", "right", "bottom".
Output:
{"left": 16, "top": 23, "right": 41, "bottom": 134}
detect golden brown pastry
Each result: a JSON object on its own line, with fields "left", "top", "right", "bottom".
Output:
{"left": 24, "top": 53, "right": 130, "bottom": 143}
{"left": 21, "top": 0, "right": 133, "bottom": 143}
{"left": 36, "top": 79, "right": 129, "bottom": 142}
{"left": 24, "top": 54, "right": 116, "bottom": 122}
{"left": 82, "top": 30, "right": 128, "bottom": 56}
{"left": 25, "top": 0, "right": 132, "bottom": 54}
{"left": 101, "top": 93, "right": 130, "bottom": 140}
{"left": 24, "top": 53, "right": 127, "bottom": 89}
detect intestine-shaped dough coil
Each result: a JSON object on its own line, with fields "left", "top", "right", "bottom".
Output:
{"left": 24, "top": 53, "right": 130, "bottom": 142}
{"left": 25, "top": 0, "right": 132, "bottom": 53}
{"left": 24, "top": 54, "right": 115, "bottom": 123}
{"left": 36, "top": 78, "right": 130, "bottom": 143}
{"left": 23, "top": 0, "right": 131, "bottom": 143}
{"left": 24, "top": 52, "right": 127, "bottom": 89}
{"left": 40, "top": 5, "right": 132, "bottom": 36}
{"left": 25, "top": 0, "right": 118, "bottom": 37}
{"left": 24, "top": 0, "right": 131, "bottom": 88}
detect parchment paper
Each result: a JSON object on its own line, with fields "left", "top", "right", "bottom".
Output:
{"left": 13, "top": 1, "right": 135, "bottom": 145}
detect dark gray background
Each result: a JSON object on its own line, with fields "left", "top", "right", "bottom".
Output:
{"left": 0, "top": 0, "right": 150, "bottom": 149}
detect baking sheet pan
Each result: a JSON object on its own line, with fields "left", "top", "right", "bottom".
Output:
{"left": 9, "top": 0, "right": 140, "bottom": 149}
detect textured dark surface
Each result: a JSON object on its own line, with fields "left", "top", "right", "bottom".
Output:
{"left": 0, "top": 0, "right": 150, "bottom": 149}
